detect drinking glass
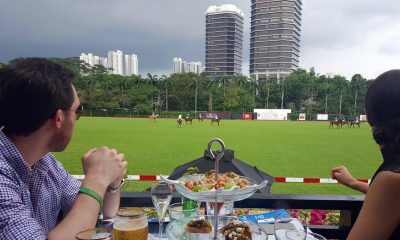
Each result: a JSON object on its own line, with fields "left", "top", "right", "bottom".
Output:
{"left": 274, "top": 213, "right": 307, "bottom": 240}
{"left": 76, "top": 228, "right": 113, "bottom": 240}
{"left": 113, "top": 208, "right": 148, "bottom": 240}
{"left": 169, "top": 202, "right": 200, "bottom": 222}
{"left": 151, "top": 181, "right": 173, "bottom": 240}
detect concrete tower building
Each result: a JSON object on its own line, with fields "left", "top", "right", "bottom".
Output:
{"left": 205, "top": 4, "right": 244, "bottom": 78}
{"left": 108, "top": 50, "right": 124, "bottom": 75}
{"left": 124, "top": 54, "right": 139, "bottom": 76}
{"left": 250, "top": 0, "right": 302, "bottom": 81}
{"left": 173, "top": 57, "right": 183, "bottom": 74}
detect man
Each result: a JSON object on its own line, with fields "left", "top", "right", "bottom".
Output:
{"left": 0, "top": 58, "right": 127, "bottom": 239}
{"left": 177, "top": 113, "right": 183, "bottom": 128}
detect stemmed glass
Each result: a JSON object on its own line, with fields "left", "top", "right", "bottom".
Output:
{"left": 151, "top": 181, "right": 173, "bottom": 240}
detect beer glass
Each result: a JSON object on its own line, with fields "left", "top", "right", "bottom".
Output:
{"left": 76, "top": 228, "right": 113, "bottom": 240}
{"left": 113, "top": 208, "right": 148, "bottom": 240}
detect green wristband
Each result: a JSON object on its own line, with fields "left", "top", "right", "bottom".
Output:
{"left": 79, "top": 187, "right": 103, "bottom": 212}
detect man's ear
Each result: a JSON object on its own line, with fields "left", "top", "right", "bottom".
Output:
{"left": 52, "top": 109, "right": 65, "bottom": 129}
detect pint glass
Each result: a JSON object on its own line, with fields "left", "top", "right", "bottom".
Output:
{"left": 113, "top": 208, "right": 148, "bottom": 240}
{"left": 76, "top": 228, "right": 113, "bottom": 240}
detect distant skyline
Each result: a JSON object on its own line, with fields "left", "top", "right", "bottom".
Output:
{"left": 1, "top": 0, "right": 400, "bottom": 79}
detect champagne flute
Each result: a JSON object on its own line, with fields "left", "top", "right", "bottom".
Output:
{"left": 151, "top": 181, "right": 173, "bottom": 239}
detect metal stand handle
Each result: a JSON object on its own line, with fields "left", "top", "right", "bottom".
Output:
{"left": 207, "top": 138, "right": 225, "bottom": 240}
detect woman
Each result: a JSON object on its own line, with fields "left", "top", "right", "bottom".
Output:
{"left": 332, "top": 70, "right": 400, "bottom": 240}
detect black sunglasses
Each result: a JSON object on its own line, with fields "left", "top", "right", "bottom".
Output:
{"left": 71, "top": 105, "right": 83, "bottom": 120}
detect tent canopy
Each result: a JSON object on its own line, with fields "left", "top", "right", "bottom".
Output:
{"left": 168, "top": 149, "right": 274, "bottom": 193}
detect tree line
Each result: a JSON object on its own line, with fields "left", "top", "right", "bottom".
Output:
{"left": 0, "top": 58, "right": 372, "bottom": 116}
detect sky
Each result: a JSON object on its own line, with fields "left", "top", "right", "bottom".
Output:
{"left": 1, "top": 0, "right": 400, "bottom": 80}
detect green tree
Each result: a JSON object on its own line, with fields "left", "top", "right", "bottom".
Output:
{"left": 350, "top": 74, "right": 366, "bottom": 115}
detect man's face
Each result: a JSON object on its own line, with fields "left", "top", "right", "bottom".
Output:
{"left": 49, "top": 85, "right": 80, "bottom": 152}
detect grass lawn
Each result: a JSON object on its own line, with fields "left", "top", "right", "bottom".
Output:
{"left": 54, "top": 117, "right": 381, "bottom": 195}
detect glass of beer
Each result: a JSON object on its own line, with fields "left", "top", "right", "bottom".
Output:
{"left": 76, "top": 228, "right": 113, "bottom": 240}
{"left": 113, "top": 208, "right": 148, "bottom": 240}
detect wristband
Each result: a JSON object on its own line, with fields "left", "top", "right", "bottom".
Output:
{"left": 79, "top": 187, "right": 103, "bottom": 228}
{"left": 79, "top": 187, "right": 103, "bottom": 211}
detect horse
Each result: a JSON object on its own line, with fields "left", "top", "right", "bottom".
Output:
{"left": 177, "top": 118, "right": 182, "bottom": 128}
{"left": 211, "top": 118, "right": 220, "bottom": 126}
{"left": 184, "top": 117, "right": 193, "bottom": 125}
{"left": 340, "top": 120, "right": 350, "bottom": 128}
{"left": 149, "top": 114, "right": 158, "bottom": 122}
{"left": 350, "top": 120, "right": 361, "bottom": 128}
{"left": 197, "top": 115, "right": 204, "bottom": 122}
{"left": 329, "top": 120, "right": 342, "bottom": 128}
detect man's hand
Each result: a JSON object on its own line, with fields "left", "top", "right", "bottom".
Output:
{"left": 82, "top": 147, "right": 127, "bottom": 188}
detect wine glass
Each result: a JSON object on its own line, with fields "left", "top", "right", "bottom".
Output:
{"left": 274, "top": 212, "right": 307, "bottom": 240}
{"left": 151, "top": 181, "right": 173, "bottom": 239}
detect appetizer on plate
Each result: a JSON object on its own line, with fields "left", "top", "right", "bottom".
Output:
{"left": 218, "top": 220, "right": 252, "bottom": 240}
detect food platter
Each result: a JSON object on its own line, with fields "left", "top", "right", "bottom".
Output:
{"left": 165, "top": 215, "right": 269, "bottom": 240}
{"left": 160, "top": 174, "right": 268, "bottom": 202}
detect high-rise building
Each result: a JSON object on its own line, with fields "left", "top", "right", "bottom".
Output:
{"left": 173, "top": 57, "right": 202, "bottom": 74}
{"left": 80, "top": 50, "right": 137, "bottom": 75}
{"left": 108, "top": 50, "right": 124, "bottom": 75}
{"left": 187, "top": 61, "right": 202, "bottom": 74}
{"left": 173, "top": 57, "right": 183, "bottom": 74}
{"left": 79, "top": 53, "right": 108, "bottom": 69}
{"left": 124, "top": 54, "right": 139, "bottom": 76}
{"left": 250, "top": 0, "right": 302, "bottom": 81}
{"left": 205, "top": 4, "right": 244, "bottom": 78}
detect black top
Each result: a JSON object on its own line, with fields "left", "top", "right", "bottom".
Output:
{"left": 370, "top": 149, "right": 400, "bottom": 240}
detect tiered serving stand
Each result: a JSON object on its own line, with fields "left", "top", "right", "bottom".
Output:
{"left": 161, "top": 138, "right": 269, "bottom": 240}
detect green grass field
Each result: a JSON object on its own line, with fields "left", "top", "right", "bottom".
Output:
{"left": 54, "top": 117, "right": 381, "bottom": 195}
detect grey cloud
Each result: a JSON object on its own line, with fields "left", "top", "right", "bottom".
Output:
{"left": 1, "top": 0, "right": 399, "bottom": 78}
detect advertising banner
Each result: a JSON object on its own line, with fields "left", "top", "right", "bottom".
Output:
{"left": 360, "top": 115, "right": 367, "bottom": 121}
{"left": 299, "top": 113, "right": 306, "bottom": 121}
{"left": 317, "top": 114, "right": 329, "bottom": 121}
{"left": 254, "top": 109, "right": 291, "bottom": 120}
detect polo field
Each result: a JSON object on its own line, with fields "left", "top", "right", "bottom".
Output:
{"left": 54, "top": 117, "right": 379, "bottom": 195}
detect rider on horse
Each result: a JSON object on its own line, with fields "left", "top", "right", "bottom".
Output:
{"left": 178, "top": 113, "right": 182, "bottom": 128}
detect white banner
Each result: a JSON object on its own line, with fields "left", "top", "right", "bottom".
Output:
{"left": 360, "top": 115, "right": 367, "bottom": 121}
{"left": 299, "top": 113, "right": 306, "bottom": 121}
{"left": 254, "top": 109, "right": 291, "bottom": 120}
{"left": 317, "top": 114, "right": 329, "bottom": 121}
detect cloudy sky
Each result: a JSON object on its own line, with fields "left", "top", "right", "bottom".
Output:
{"left": 1, "top": 0, "right": 399, "bottom": 79}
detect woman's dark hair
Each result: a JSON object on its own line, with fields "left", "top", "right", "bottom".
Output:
{"left": 365, "top": 69, "right": 400, "bottom": 153}
{"left": 0, "top": 58, "right": 75, "bottom": 137}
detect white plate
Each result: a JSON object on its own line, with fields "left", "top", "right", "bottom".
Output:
{"left": 161, "top": 174, "right": 268, "bottom": 202}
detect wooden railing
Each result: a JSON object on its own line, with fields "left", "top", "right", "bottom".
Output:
{"left": 121, "top": 192, "right": 364, "bottom": 240}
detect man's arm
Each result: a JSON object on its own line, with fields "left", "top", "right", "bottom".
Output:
{"left": 331, "top": 166, "right": 369, "bottom": 193}
{"left": 103, "top": 183, "right": 121, "bottom": 219}
{"left": 0, "top": 173, "right": 47, "bottom": 240}
{"left": 50, "top": 147, "right": 127, "bottom": 240}
{"left": 48, "top": 177, "right": 107, "bottom": 239}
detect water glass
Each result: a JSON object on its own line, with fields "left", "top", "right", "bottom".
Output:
{"left": 169, "top": 203, "right": 200, "bottom": 222}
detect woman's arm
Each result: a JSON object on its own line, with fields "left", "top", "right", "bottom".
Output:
{"left": 331, "top": 166, "right": 369, "bottom": 194}
{"left": 347, "top": 171, "right": 400, "bottom": 240}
